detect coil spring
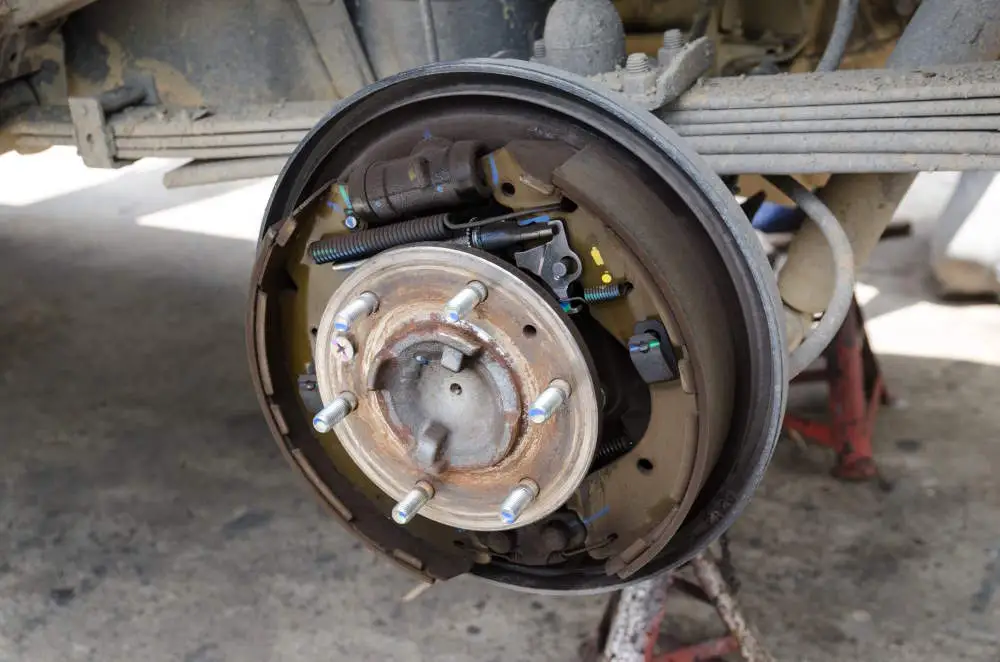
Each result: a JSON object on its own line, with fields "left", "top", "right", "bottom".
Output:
{"left": 593, "top": 436, "right": 637, "bottom": 465}
{"left": 583, "top": 281, "right": 633, "bottom": 303}
{"left": 309, "top": 213, "right": 451, "bottom": 264}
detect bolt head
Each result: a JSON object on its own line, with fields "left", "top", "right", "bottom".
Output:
{"left": 332, "top": 336, "right": 355, "bottom": 362}
{"left": 344, "top": 215, "right": 359, "bottom": 229}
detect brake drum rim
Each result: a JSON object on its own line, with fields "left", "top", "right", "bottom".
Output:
{"left": 313, "top": 244, "right": 601, "bottom": 531}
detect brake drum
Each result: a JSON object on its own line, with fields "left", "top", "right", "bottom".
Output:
{"left": 248, "top": 60, "right": 786, "bottom": 592}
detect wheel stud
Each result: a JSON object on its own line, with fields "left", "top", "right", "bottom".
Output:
{"left": 444, "top": 281, "right": 487, "bottom": 322}
{"left": 392, "top": 481, "right": 435, "bottom": 524}
{"left": 312, "top": 392, "right": 357, "bottom": 433}
{"left": 528, "top": 379, "right": 571, "bottom": 424}
{"left": 499, "top": 479, "right": 539, "bottom": 525}
{"left": 334, "top": 292, "right": 379, "bottom": 332}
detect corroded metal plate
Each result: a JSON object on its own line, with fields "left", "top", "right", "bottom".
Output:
{"left": 313, "top": 244, "right": 600, "bottom": 530}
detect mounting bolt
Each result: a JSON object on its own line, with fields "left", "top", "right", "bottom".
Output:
{"left": 625, "top": 52, "right": 651, "bottom": 74}
{"left": 334, "top": 291, "right": 379, "bottom": 332}
{"left": 312, "top": 392, "right": 357, "bottom": 433}
{"left": 499, "top": 479, "right": 539, "bottom": 525}
{"left": 344, "top": 215, "right": 359, "bottom": 230}
{"left": 551, "top": 257, "right": 575, "bottom": 281}
{"left": 659, "top": 29, "right": 685, "bottom": 67}
{"left": 332, "top": 336, "right": 355, "bottom": 362}
{"left": 528, "top": 379, "right": 571, "bottom": 424}
{"left": 444, "top": 281, "right": 487, "bottom": 322}
{"left": 392, "top": 480, "right": 434, "bottom": 525}
{"left": 662, "top": 28, "right": 684, "bottom": 50}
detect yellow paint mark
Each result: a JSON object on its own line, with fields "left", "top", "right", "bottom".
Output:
{"left": 590, "top": 246, "right": 606, "bottom": 266}
{"left": 601, "top": 271, "right": 613, "bottom": 284}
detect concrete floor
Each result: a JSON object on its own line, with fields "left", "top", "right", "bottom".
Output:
{"left": 0, "top": 150, "right": 998, "bottom": 661}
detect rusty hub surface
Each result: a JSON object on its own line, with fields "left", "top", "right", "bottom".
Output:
{"left": 313, "top": 244, "right": 601, "bottom": 530}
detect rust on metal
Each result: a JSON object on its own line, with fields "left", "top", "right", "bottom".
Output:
{"left": 313, "top": 244, "right": 600, "bottom": 531}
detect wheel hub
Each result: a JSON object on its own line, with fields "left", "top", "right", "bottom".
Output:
{"left": 313, "top": 244, "right": 600, "bottom": 530}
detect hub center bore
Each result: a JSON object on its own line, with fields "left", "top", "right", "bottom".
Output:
{"left": 312, "top": 245, "right": 600, "bottom": 531}
{"left": 368, "top": 320, "right": 521, "bottom": 470}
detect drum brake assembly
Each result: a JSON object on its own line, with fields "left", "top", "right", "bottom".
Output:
{"left": 248, "top": 60, "right": 788, "bottom": 592}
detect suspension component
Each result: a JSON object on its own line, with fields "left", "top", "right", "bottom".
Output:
{"left": 345, "top": 139, "right": 492, "bottom": 224}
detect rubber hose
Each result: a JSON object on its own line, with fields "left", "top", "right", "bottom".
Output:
{"left": 766, "top": 176, "right": 855, "bottom": 378}
{"left": 309, "top": 214, "right": 451, "bottom": 264}
{"left": 816, "top": 0, "right": 859, "bottom": 71}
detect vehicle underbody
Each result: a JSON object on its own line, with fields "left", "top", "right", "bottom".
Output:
{"left": 2, "top": 0, "right": 998, "bottom": 593}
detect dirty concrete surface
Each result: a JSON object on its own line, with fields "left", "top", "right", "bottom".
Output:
{"left": 0, "top": 151, "right": 997, "bottom": 661}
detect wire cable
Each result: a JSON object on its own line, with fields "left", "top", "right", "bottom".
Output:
{"left": 766, "top": 176, "right": 854, "bottom": 378}
{"left": 815, "top": 0, "right": 860, "bottom": 71}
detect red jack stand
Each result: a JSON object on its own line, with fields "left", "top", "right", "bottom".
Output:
{"left": 598, "top": 548, "right": 773, "bottom": 662}
{"left": 783, "top": 297, "right": 889, "bottom": 480}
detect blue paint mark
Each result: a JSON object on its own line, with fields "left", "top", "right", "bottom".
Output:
{"left": 374, "top": 200, "right": 384, "bottom": 208}
{"left": 435, "top": 184, "right": 444, "bottom": 193}
{"left": 423, "top": 128, "right": 433, "bottom": 140}
{"left": 337, "top": 184, "right": 353, "bottom": 213}
{"left": 517, "top": 214, "right": 551, "bottom": 226}
{"left": 487, "top": 154, "right": 499, "bottom": 186}
{"left": 334, "top": 322, "right": 348, "bottom": 332}
{"left": 501, "top": 511, "right": 514, "bottom": 524}
{"left": 327, "top": 201, "right": 342, "bottom": 212}
{"left": 581, "top": 505, "right": 610, "bottom": 525}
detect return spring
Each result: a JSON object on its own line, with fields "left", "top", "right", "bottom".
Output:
{"left": 560, "top": 281, "right": 633, "bottom": 313}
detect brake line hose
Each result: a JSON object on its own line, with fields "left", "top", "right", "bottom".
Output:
{"left": 766, "top": 176, "right": 855, "bottom": 379}
{"left": 816, "top": 0, "right": 860, "bottom": 71}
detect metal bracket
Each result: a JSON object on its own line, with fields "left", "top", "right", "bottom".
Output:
{"left": 513, "top": 220, "right": 582, "bottom": 299}
{"left": 628, "top": 319, "right": 679, "bottom": 384}
{"left": 68, "top": 97, "right": 117, "bottom": 168}
{"left": 591, "top": 36, "right": 716, "bottom": 111}
{"left": 68, "top": 83, "right": 149, "bottom": 168}
{"left": 297, "top": 365, "right": 324, "bottom": 414}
